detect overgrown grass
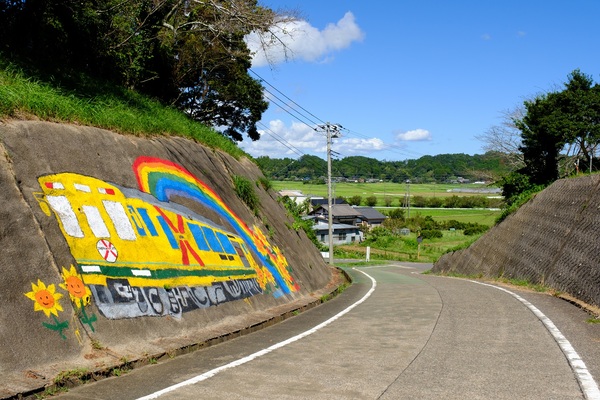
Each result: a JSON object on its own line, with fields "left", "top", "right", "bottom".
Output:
{"left": 496, "top": 277, "right": 550, "bottom": 293}
{"left": 335, "top": 230, "right": 485, "bottom": 263}
{"left": 233, "top": 175, "right": 259, "bottom": 215}
{"left": 0, "top": 56, "right": 244, "bottom": 158}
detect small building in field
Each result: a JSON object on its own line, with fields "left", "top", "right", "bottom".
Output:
{"left": 312, "top": 222, "right": 363, "bottom": 245}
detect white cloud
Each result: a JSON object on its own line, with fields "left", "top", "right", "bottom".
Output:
{"left": 481, "top": 33, "right": 492, "bottom": 41}
{"left": 240, "top": 120, "right": 323, "bottom": 157}
{"left": 334, "top": 137, "right": 386, "bottom": 154}
{"left": 240, "top": 119, "right": 386, "bottom": 158}
{"left": 245, "top": 12, "right": 365, "bottom": 67}
{"left": 395, "top": 129, "right": 432, "bottom": 142}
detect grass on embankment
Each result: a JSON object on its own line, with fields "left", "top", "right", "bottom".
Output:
{"left": 0, "top": 57, "right": 244, "bottom": 158}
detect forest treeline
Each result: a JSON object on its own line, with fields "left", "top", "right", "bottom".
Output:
{"left": 256, "top": 152, "right": 512, "bottom": 183}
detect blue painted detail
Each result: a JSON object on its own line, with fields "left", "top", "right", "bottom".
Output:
{"left": 157, "top": 216, "right": 179, "bottom": 249}
{"left": 137, "top": 207, "right": 158, "bottom": 236}
{"left": 187, "top": 223, "right": 211, "bottom": 251}
{"left": 216, "top": 232, "right": 236, "bottom": 254}
{"left": 201, "top": 226, "right": 224, "bottom": 252}
{"left": 127, "top": 206, "right": 147, "bottom": 236}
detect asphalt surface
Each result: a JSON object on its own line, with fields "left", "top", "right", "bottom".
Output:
{"left": 54, "top": 262, "right": 600, "bottom": 399}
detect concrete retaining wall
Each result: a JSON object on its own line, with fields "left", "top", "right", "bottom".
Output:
{"left": 0, "top": 121, "right": 338, "bottom": 398}
{"left": 433, "top": 174, "right": 600, "bottom": 309}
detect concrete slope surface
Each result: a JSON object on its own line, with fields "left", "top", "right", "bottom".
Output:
{"left": 434, "top": 174, "right": 600, "bottom": 310}
{"left": 0, "top": 121, "right": 337, "bottom": 398}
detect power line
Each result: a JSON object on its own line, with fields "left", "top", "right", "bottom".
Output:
{"left": 256, "top": 121, "right": 305, "bottom": 158}
{"left": 250, "top": 69, "right": 326, "bottom": 126}
{"left": 251, "top": 68, "right": 425, "bottom": 162}
{"left": 260, "top": 87, "right": 320, "bottom": 130}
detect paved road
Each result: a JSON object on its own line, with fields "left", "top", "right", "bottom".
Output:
{"left": 56, "top": 263, "right": 600, "bottom": 399}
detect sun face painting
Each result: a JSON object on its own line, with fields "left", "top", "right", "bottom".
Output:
{"left": 35, "top": 157, "right": 298, "bottom": 319}
{"left": 25, "top": 279, "right": 64, "bottom": 318}
{"left": 60, "top": 265, "right": 92, "bottom": 307}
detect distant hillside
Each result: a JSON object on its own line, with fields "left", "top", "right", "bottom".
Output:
{"left": 255, "top": 152, "right": 513, "bottom": 183}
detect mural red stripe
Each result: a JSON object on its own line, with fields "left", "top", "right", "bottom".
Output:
{"left": 154, "top": 206, "right": 180, "bottom": 233}
{"left": 179, "top": 240, "right": 190, "bottom": 265}
{"left": 183, "top": 240, "right": 205, "bottom": 266}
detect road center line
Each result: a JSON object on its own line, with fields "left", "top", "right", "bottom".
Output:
{"left": 137, "top": 268, "right": 377, "bottom": 400}
{"left": 470, "top": 280, "right": 600, "bottom": 400}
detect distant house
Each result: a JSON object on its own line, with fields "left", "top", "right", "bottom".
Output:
{"left": 309, "top": 197, "right": 347, "bottom": 209}
{"left": 309, "top": 204, "right": 362, "bottom": 226}
{"left": 278, "top": 190, "right": 309, "bottom": 206}
{"left": 312, "top": 222, "right": 363, "bottom": 245}
{"left": 354, "top": 206, "right": 387, "bottom": 229}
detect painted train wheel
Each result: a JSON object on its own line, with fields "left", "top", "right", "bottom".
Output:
{"left": 97, "top": 239, "right": 118, "bottom": 263}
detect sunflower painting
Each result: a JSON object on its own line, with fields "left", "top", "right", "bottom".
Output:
{"left": 60, "top": 265, "right": 92, "bottom": 306}
{"left": 25, "top": 279, "right": 69, "bottom": 339}
{"left": 60, "top": 265, "right": 97, "bottom": 332}
{"left": 25, "top": 279, "right": 63, "bottom": 317}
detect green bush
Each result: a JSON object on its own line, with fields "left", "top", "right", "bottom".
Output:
{"left": 463, "top": 225, "right": 489, "bottom": 235}
{"left": 233, "top": 175, "right": 259, "bottom": 214}
{"left": 365, "top": 195, "right": 377, "bottom": 206}
{"left": 420, "top": 229, "right": 443, "bottom": 239}
{"left": 257, "top": 176, "right": 272, "bottom": 191}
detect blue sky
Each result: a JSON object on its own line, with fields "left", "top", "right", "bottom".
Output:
{"left": 241, "top": 1, "right": 600, "bottom": 161}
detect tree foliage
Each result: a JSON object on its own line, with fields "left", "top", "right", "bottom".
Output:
{"left": 256, "top": 152, "right": 512, "bottom": 183}
{"left": 0, "top": 0, "right": 287, "bottom": 141}
{"left": 507, "top": 70, "right": 600, "bottom": 200}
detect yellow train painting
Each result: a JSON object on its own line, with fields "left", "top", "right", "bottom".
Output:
{"left": 35, "top": 172, "right": 265, "bottom": 319}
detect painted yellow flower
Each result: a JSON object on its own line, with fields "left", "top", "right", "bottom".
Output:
{"left": 24, "top": 279, "right": 63, "bottom": 317}
{"left": 59, "top": 265, "right": 92, "bottom": 306}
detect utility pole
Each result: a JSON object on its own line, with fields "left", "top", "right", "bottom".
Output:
{"left": 318, "top": 122, "right": 341, "bottom": 264}
{"left": 405, "top": 179, "right": 411, "bottom": 219}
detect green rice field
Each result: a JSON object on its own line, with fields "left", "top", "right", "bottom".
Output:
{"left": 273, "top": 181, "right": 502, "bottom": 226}
{"left": 272, "top": 181, "right": 499, "bottom": 198}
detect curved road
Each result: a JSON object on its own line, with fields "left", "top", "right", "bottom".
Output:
{"left": 57, "top": 263, "right": 600, "bottom": 399}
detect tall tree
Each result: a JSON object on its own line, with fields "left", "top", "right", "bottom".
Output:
{"left": 515, "top": 69, "right": 600, "bottom": 186}
{"left": 556, "top": 70, "right": 600, "bottom": 172}
{"left": 515, "top": 92, "right": 564, "bottom": 185}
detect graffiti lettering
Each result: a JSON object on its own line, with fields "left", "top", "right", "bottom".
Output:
{"left": 91, "top": 278, "right": 262, "bottom": 319}
{"left": 145, "top": 287, "right": 164, "bottom": 315}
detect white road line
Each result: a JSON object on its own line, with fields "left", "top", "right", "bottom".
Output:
{"left": 137, "top": 268, "right": 377, "bottom": 400}
{"left": 471, "top": 280, "right": 600, "bottom": 400}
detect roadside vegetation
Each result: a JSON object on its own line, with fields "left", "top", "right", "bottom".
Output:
{"left": 334, "top": 211, "right": 489, "bottom": 263}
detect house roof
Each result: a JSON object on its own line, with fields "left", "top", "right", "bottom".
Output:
{"left": 278, "top": 190, "right": 305, "bottom": 197}
{"left": 354, "top": 206, "right": 387, "bottom": 221}
{"left": 312, "top": 222, "right": 360, "bottom": 232}
{"left": 313, "top": 204, "right": 362, "bottom": 218}
{"left": 310, "top": 198, "right": 347, "bottom": 206}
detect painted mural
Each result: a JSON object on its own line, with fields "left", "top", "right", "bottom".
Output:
{"left": 32, "top": 156, "right": 299, "bottom": 320}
